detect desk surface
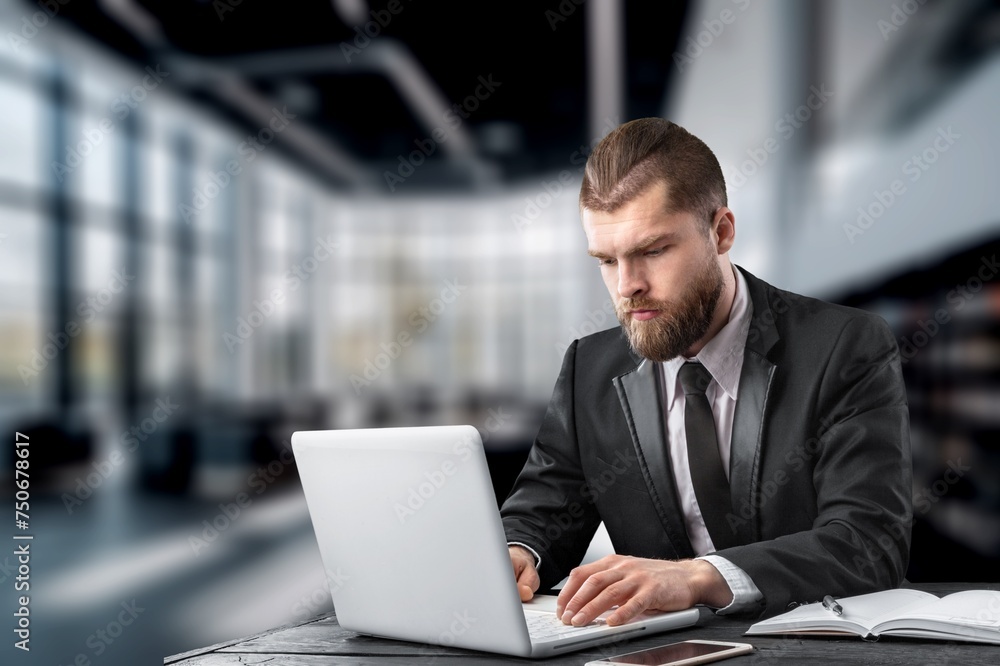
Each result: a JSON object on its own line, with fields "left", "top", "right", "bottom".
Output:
{"left": 165, "top": 583, "right": 999, "bottom": 665}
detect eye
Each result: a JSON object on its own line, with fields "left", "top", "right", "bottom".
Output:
{"left": 645, "top": 246, "right": 667, "bottom": 257}
{"left": 598, "top": 257, "right": 617, "bottom": 267}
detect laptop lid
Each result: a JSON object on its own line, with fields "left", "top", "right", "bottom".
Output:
{"left": 291, "top": 425, "right": 699, "bottom": 659}
{"left": 292, "top": 425, "right": 534, "bottom": 657}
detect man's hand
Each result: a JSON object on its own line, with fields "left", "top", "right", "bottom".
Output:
{"left": 555, "top": 554, "right": 733, "bottom": 626}
{"left": 509, "top": 546, "right": 540, "bottom": 602}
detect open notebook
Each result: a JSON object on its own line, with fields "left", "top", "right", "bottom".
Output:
{"left": 746, "top": 588, "right": 1000, "bottom": 644}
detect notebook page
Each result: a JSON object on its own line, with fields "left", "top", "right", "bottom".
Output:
{"left": 840, "top": 589, "right": 939, "bottom": 630}
{"left": 880, "top": 590, "right": 1000, "bottom": 630}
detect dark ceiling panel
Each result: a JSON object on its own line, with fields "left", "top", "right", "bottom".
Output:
{"left": 33, "top": 0, "right": 689, "bottom": 191}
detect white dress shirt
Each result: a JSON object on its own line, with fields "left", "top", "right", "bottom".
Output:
{"left": 660, "top": 265, "right": 762, "bottom": 614}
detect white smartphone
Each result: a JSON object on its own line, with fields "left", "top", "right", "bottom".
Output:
{"left": 584, "top": 639, "right": 754, "bottom": 666}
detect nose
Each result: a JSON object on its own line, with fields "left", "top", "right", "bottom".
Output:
{"left": 617, "top": 261, "right": 647, "bottom": 300}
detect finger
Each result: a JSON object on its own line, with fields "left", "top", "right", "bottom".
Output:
{"left": 517, "top": 563, "right": 540, "bottom": 601}
{"left": 560, "top": 569, "right": 624, "bottom": 625}
{"left": 511, "top": 558, "right": 530, "bottom": 600}
{"left": 571, "top": 580, "right": 634, "bottom": 626}
{"left": 555, "top": 569, "right": 587, "bottom": 617}
{"left": 555, "top": 575, "right": 581, "bottom": 616}
{"left": 555, "top": 559, "right": 608, "bottom": 616}
{"left": 555, "top": 585, "right": 575, "bottom": 618}
{"left": 606, "top": 592, "right": 650, "bottom": 627}
{"left": 509, "top": 548, "right": 531, "bottom": 578}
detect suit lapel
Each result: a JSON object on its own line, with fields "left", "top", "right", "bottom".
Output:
{"left": 729, "top": 266, "right": 780, "bottom": 544}
{"left": 729, "top": 350, "right": 775, "bottom": 543}
{"left": 614, "top": 359, "right": 694, "bottom": 559}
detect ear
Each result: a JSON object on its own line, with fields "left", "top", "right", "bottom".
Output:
{"left": 710, "top": 207, "right": 736, "bottom": 254}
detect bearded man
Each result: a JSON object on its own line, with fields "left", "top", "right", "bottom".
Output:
{"left": 500, "top": 118, "right": 913, "bottom": 622}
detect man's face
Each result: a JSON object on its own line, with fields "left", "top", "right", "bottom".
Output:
{"left": 583, "top": 181, "right": 724, "bottom": 362}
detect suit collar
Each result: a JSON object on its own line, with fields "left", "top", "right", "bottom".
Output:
{"left": 736, "top": 264, "right": 781, "bottom": 359}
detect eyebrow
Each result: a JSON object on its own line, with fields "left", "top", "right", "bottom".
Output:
{"left": 587, "top": 232, "right": 681, "bottom": 260}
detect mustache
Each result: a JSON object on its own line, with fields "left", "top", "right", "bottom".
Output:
{"left": 618, "top": 297, "right": 669, "bottom": 312}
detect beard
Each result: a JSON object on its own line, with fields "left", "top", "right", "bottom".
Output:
{"left": 616, "top": 256, "right": 724, "bottom": 362}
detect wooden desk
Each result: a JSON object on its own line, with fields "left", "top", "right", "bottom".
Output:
{"left": 165, "top": 583, "right": 999, "bottom": 665}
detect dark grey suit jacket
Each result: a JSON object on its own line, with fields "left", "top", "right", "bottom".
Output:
{"left": 500, "top": 266, "right": 912, "bottom": 618}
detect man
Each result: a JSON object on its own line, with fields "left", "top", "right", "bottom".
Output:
{"left": 500, "top": 118, "right": 912, "bottom": 625}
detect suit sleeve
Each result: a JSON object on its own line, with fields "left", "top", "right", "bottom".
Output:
{"left": 719, "top": 314, "right": 913, "bottom": 618}
{"left": 500, "top": 339, "right": 603, "bottom": 591}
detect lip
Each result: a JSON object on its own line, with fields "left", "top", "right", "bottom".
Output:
{"left": 629, "top": 309, "right": 659, "bottom": 321}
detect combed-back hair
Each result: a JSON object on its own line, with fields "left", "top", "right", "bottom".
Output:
{"left": 580, "top": 118, "right": 727, "bottom": 228}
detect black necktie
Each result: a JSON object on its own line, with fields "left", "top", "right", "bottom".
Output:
{"left": 679, "top": 362, "right": 737, "bottom": 551}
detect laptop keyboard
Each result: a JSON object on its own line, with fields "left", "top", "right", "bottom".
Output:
{"left": 524, "top": 610, "right": 607, "bottom": 639}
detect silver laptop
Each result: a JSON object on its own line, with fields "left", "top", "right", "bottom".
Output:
{"left": 291, "top": 425, "right": 699, "bottom": 659}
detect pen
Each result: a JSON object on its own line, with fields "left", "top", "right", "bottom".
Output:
{"left": 822, "top": 595, "right": 843, "bottom": 615}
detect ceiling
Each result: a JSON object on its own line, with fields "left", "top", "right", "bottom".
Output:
{"left": 42, "top": 0, "right": 690, "bottom": 192}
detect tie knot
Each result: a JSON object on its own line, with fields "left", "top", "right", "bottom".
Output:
{"left": 679, "top": 362, "right": 713, "bottom": 396}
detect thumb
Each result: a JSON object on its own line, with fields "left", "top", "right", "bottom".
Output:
{"left": 516, "top": 561, "right": 540, "bottom": 602}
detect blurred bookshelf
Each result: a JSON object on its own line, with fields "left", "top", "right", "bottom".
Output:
{"left": 837, "top": 234, "right": 1000, "bottom": 583}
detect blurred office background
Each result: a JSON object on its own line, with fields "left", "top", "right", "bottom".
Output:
{"left": 0, "top": 0, "right": 997, "bottom": 663}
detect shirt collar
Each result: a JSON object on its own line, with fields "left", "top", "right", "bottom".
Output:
{"left": 662, "top": 265, "right": 753, "bottom": 407}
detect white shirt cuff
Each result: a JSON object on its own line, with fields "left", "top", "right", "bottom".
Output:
{"left": 696, "top": 555, "right": 763, "bottom": 614}
{"left": 508, "top": 542, "right": 542, "bottom": 571}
